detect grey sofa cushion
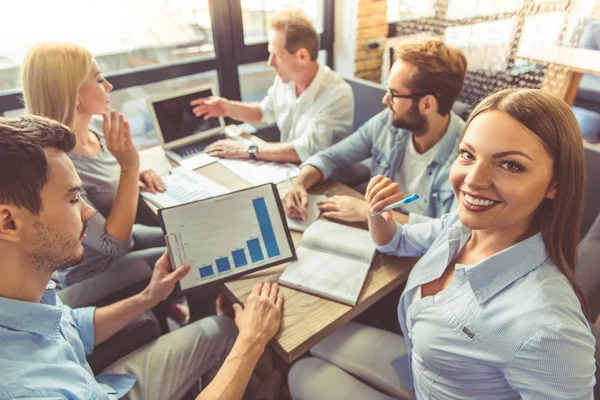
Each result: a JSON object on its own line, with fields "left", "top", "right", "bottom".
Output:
{"left": 577, "top": 74, "right": 600, "bottom": 106}
{"left": 577, "top": 211, "right": 600, "bottom": 322}
{"left": 581, "top": 144, "right": 600, "bottom": 240}
{"left": 344, "top": 76, "right": 387, "bottom": 132}
{"left": 572, "top": 106, "right": 600, "bottom": 143}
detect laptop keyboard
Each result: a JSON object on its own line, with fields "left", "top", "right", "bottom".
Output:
{"left": 173, "top": 133, "right": 228, "bottom": 158}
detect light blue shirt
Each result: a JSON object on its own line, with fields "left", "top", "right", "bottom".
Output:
{"left": 377, "top": 211, "right": 596, "bottom": 399}
{"left": 0, "top": 281, "right": 136, "bottom": 399}
{"left": 304, "top": 109, "right": 464, "bottom": 220}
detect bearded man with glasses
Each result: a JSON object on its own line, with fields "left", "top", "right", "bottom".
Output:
{"left": 282, "top": 40, "right": 468, "bottom": 225}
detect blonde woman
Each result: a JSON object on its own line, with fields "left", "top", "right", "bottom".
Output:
{"left": 21, "top": 42, "right": 189, "bottom": 321}
{"left": 289, "top": 89, "right": 596, "bottom": 399}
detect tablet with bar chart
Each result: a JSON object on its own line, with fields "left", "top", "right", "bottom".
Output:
{"left": 158, "top": 183, "right": 296, "bottom": 293}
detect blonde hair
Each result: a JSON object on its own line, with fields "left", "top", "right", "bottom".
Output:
{"left": 269, "top": 8, "right": 320, "bottom": 61}
{"left": 395, "top": 40, "right": 467, "bottom": 115}
{"left": 21, "top": 42, "right": 92, "bottom": 129}
{"left": 465, "top": 88, "right": 589, "bottom": 317}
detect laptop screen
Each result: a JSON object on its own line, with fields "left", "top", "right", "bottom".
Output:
{"left": 152, "top": 88, "right": 221, "bottom": 144}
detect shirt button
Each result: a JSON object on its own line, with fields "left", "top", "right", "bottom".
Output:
{"left": 408, "top": 331, "right": 413, "bottom": 339}
{"left": 434, "top": 295, "right": 441, "bottom": 302}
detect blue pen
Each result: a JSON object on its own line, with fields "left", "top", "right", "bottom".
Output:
{"left": 369, "top": 194, "right": 419, "bottom": 216}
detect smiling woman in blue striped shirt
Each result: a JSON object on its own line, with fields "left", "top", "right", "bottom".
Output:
{"left": 289, "top": 89, "right": 596, "bottom": 399}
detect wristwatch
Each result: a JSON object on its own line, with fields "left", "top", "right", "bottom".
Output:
{"left": 248, "top": 145, "right": 258, "bottom": 160}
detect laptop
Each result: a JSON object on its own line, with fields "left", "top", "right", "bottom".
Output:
{"left": 148, "top": 84, "right": 237, "bottom": 165}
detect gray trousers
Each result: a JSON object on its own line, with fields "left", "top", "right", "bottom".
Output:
{"left": 103, "top": 316, "right": 238, "bottom": 400}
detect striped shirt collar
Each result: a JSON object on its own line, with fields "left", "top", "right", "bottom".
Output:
{"left": 0, "top": 282, "right": 62, "bottom": 338}
{"left": 466, "top": 230, "right": 549, "bottom": 304}
{"left": 406, "top": 220, "right": 551, "bottom": 305}
{"left": 444, "top": 224, "right": 550, "bottom": 305}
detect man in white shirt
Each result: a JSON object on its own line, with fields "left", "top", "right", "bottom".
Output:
{"left": 191, "top": 8, "right": 354, "bottom": 163}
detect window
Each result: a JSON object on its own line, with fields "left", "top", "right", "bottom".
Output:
{"left": 517, "top": 12, "right": 566, "bottom": 54}
{"left": 446, "top": 0, "right": 523, "bottom": 19}
{"left": 0, "top": 0, "right": 215, "bottom": 92}
{"left": 445, "top": 18, "right": 516, "bottom": 71}
{"left": 241, "top": 0, "right": 323, "bottom": 44}
{"left": 387, "top": 0, "right": 436, "bottom": 23}
{"left": 0, "top": 0, "right": 335, "bottom": 138}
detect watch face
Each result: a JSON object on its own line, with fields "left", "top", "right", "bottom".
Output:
{"left": 249, "top": 145, "right": 257, "bottom": 158}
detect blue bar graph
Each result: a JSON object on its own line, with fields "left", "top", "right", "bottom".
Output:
{"left": 216, "top": 257, "right": 231, "bottom": 273}
{"left": 247, "top": 238, "right": 264, "bottom": 262}
{"left": 199, "top": 265, "right": 213, "bottom": 278}
{"left": 252, "top": 198, "right": 280, "bottom": 258}
{"left": 232, "top": 249, "right": 248, "bottom": 268}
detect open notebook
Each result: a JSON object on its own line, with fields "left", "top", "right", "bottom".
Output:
{"left": 279, "top": 219, "right": 376, "bottom": 305}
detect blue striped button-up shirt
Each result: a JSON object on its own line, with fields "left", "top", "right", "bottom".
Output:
{"left": 0, "top": 282, "right": 136, "bottom": 399}
{"left": 376, "top": 211, "right": 596, "bottom": 399}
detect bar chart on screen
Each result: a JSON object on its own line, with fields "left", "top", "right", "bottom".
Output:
{"left": 161, "top": 184, "right": 294, "bottom": 291}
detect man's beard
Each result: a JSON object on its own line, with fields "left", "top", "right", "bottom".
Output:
{"left": 391, "top": 102, "right": 428, "bottom": 134}
{"left": 30, "top": 219, "right": 86, "bottom": 272}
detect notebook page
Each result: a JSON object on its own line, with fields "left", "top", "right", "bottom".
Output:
{"left": 280, "top": 246, "right": 371, "bottom": 305}
{"left": 300, "top": 220, "right": 375, "bottom": 264}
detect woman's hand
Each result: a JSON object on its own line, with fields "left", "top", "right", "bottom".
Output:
{"left": 103, "top": 110, "right": 140, "bottom": 173}
{"left": 139, "top": 169, "right": 166, "bottom": 193}
{"left": 365, "top": 175, "right": 404, "bottom": 222}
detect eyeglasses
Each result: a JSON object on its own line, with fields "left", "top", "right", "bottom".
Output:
{"left": 387, "top": 88, "right": 432, "bottom": 105}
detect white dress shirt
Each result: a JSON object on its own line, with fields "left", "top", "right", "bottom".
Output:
{"left": 259, "top": 65, "right": 354, "bottom": 161}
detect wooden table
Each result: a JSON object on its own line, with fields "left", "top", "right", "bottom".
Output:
{"left": 517, "top": 46, "right": 600, "bottom": 106}
{"left": 140, "top": 130, "right": 417, "bottom": 364}
{"left": 222, "top": 182, "right": 417, "bottom": 363}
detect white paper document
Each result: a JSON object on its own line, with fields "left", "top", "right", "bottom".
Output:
{"left": 218, "top": 159, "right": 300, "bottom": 186}
{"left": 279, "top": 220, "right": 376, "bottom": 305}
{"left": 179, "top": 153, "right": 218, "bottom": 170}
{"left": 286, "top": 194, "right": 327, "bottom": 232}
{"left": 141, "top": 167, "right": 230, "bottom": 209}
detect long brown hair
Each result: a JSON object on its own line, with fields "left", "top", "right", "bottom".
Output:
{"left": 463, "top": 88, "right": 589, "bottom": 317}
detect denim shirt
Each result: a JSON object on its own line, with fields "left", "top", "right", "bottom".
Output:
{"left": 304, "top": 109, "right": 464, "bottom": 220}
{"left": 377, "top": 211, "right": 596, "bottom": 399}
{"left": 0, "top": 282, "right": 136, "bottom": 399}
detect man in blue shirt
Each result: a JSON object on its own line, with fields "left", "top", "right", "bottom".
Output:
{"left": 0, "top": 115, "right": 284, "bottom": 400}
{"left": 283, "top": 40, "right": 467, "bottom": 224}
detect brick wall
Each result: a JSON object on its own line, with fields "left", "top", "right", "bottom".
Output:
{"left": 355, "top": 0, "right": 388, "bottom": 83}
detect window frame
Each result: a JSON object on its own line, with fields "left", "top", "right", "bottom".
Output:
{"left": 0, "top": 0, "right": 335, "bottom": 115}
